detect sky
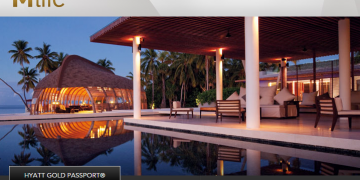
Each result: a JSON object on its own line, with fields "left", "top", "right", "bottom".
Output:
{"left": 0, "top": 17, "right": 340, "bottom": 105}
{"left": 0, "top": 17, "right": 134, "bottom": 105}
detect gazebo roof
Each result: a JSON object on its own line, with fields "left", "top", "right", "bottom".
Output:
{"left": 91, "top": 17, "right": 360, "bottom": 62}
{"left": 35, "top": 55, "right": 133, "bottom": 90}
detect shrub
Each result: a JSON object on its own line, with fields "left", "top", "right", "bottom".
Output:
{"left": 196, "top": 87, "right": 240, "bottom": 105}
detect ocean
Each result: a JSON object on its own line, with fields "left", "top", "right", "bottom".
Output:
{"left": 0, "top": 105, "right": 26, "bottom": 114}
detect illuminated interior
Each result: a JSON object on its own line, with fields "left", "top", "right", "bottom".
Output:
{"left": 31, "top": 87, "right": 147, "bottom": 114}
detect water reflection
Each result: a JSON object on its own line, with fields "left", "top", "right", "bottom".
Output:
{"left": 34, "top": 120, "right": 133, "bottom": 166}
{"left": 2, "top": 120, "right": 360, "bottom": 175}
{"left": 137, "top": 133, "right": 360, "bottom": 176}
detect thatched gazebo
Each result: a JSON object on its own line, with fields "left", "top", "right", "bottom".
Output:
{"left": 31, "top": 55, "right": 147, "bottom": 115}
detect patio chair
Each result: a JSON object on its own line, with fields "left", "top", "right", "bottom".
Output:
{"left": 314, "top": 97, "right": 360, "bottom": 131}
{"left": 216, "top": 100, "right": 244, "bottom": 123}
{"left": 169, "top": 101, "right": 193, "bottom": 119}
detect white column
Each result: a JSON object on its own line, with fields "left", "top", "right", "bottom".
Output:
{"left": 217, "top": 160, "right": 224, "bottom": 176}
{"left": 133, "top": 37, "right": 141, "bottom": 118}
{"left": 246, "top": 149, "right": 261, "bottom": 176}
{"left": 245, "top": 16, "right": 260, "bottom": 129}
{"left": 338, "top": 18, "right": 351, "bottom": 110}
{"left": 216, "top": 48, "right": 223, "bottom": 100}
{"left": 134, "top": 131, "right": 142, "bottom": 176}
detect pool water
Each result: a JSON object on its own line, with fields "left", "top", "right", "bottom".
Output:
{"left": 0, "top": 119, "right": 359, "bottom": 176}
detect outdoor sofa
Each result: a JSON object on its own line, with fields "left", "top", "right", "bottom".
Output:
{"left": 239, "top": 86, "right": 299, "bottom": 118}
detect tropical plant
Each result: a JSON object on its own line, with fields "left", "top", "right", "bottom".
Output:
{"left": 55, "top": 52, "right": 68, "bottom": 67}
{"left": 18, "top": 124, "right": 38, "bottom": 151}
{"left": 35, "top": 42, "right": 58, "bottom": 75}
{"left": 12, "top": 151, "right": 35, "bottom": 166}
{"left": 18, "top": 67, "right": 39, "bottom": 93}
{"left": 171, "top": 53, "right": 198, "bottom": 107}
{"left": 157, "top": 51, "right": 171, "bottom": 108}
{"left": 0, "top": 78, "right": 30, "bottom": 111}
{"left": 196, "top": 87, "right": 240, "bottom": 105}
{"left": 223, "top": 58, "right": 244, "bottom": 88}
{"left": 8, "top": 40, "right": 33, "bottom": 103}
{"left": 141, "top": 133, "right": 161, "bottom": 171}
{"left": 36, "top": 145, "right": 60, "bottom": 166}
{"left": 141, "top": 49, "right": 159, "bottom": 107}
{"left": 97, "top": 58, "right": 115, "bottom": 72}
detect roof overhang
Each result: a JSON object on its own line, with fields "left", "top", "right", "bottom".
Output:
{"left": 91, "top": 17, "right": 360, "bottom": 62}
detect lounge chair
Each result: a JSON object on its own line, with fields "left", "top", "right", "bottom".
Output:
{"left": 315, "top": 97, "right": 360, "bottom": 131}
{"left": 216, "top": 100, "right": 244, "bottom": 123}
{"left": 169, "top": 101, "right": 193, "bottom": 119}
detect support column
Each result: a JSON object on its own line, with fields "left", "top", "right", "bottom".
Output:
{"left": 245, "top": 16, "right": 260, "bottom": 129}
{"left": 134, "top": 131, "right": 142, "bottom": 176}
{"left": 339, "top": 18, "right": 351, "bottom": 110}
{"left": 216, "top": 48, "right": 223, "bottom": 100}
{"left": 313, "top": 50, "right": 317, "bottom": 93}
{"left": 281, "top": 59, "right": 287, "bottom": 89}
{"left": 133, "top": 37, "right": 141, "bottom": 118}
{"left": 246, "top": 149, "right": 261, "bottom": 176}
{"left": 217, "top": 160, "right": 224, "bottom": 176}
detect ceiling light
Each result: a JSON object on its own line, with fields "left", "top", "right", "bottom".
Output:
{"left": 303, "top": 46, "right": 307, "bottom": 52}
{"left": 226, "top": 29, "right": 231, "bottom": 38}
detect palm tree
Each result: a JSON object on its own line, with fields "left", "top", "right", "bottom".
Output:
{"left": 8, "top": 40, "right": 33, "bottom": 103}
{"left": 12, "top": 152, "right": 35, "bottom": 166}
{"left": 157, "top": 51, "right": 170, "bottom": 108}
{"left": 35, "top": 43, "right": 58, "bottom": 76}
{"left": 223, "top": 58, "right": 244, "bottom": 87}
{"left": 141, "top": 133, "right": 161, "bottom": 171}
{"left": 141, "top": 49, "right": 158, "bottom": 107}
{"left": 36, "top": 145, "right": 60, "bottom": 166}
{"left": 171, "top": 53, "right": 197, "bottom": 107}
{"left": 18, "top": 124, "right": 38, "bottom": 151}
{"left": 97, "top": 58, "right": 115, "bottom": 72}
{"left": 55, "top": 52, "right": 68, "bottom": 67}
{"left": 18, "top": 67, "right": 39, "bottom": 93}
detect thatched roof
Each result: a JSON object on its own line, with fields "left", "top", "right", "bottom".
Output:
{"left": 35, "top": 55, "right": 133, "bottom": 90}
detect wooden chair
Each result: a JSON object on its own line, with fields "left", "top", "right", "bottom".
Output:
{"left": 315, "top": 97, "right": 360, "bottom": 131}
{"left": 169, "top": 101, "right": 193, "bottom": 119}
{"left": 216, "top": 100, "right": 244, "bottom": 123}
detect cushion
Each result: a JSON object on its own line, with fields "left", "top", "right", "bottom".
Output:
{"left": 274, "top": 88, "right": 295, "bottom": 105}
{"left": 335, "top": 97, "right": 343, "bottom": 111}
{"left": 241, "top": 95, "right": 261, "bottom": 101}
{"left": 226, "top": 91, "right": 239, "bottom": 100}
{"left": 338, "top": 110, "right": 360, "bottom": 115}
{"left": 240, "top": 86, "right": 275, "bottom": 106}
{"left": 239, "top": 87, "right": 246, "bottom": 106}
{"left": 301, "top": 91, "right": 317, "bottom": 105}
{"left": 260, "top": 86, "right": 277, "bottom": 105}
{"left": 173, "top": 101, "right": 181, "bottom": 109}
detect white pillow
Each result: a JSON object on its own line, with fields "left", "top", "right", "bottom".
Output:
{"left": 260, "top": 86, "right": 277, "bottom": 105}
{"left": 239, "top": 87, "right": 246, "bottom": 106}
{"left": 301, "top": 91, "right": 317, "bottom": 105}
{"left": 274, "top": 88, "right": 295, "bottom": 105}
{"left": 173, "top": 101, "right": 181, "bottom": 108}
{"left": 226, "top": 91, "right": 239, "bottom": 100}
